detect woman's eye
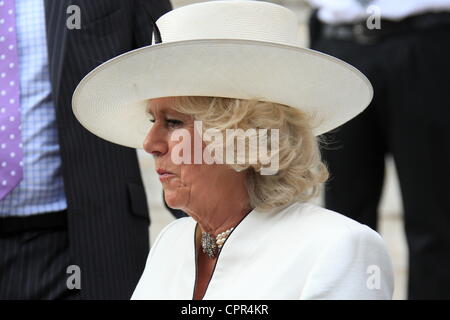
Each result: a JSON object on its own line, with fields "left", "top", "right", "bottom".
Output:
{"left": 148, "top": 117, "right": 183, "bottom": 128}
{"left": 166, "top": 119, "right": 183, "bottom": 128}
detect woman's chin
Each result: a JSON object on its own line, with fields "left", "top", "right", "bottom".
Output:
{"left": 163, "top": 190, "right": 184, "bottom": 210}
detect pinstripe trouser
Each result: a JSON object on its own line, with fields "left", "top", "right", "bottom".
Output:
{"left": 0, "top": 223, "right": 80, "bottom": 299}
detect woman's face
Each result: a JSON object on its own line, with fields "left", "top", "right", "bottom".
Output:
{"left": 143, "top": 97, "right": 245, "bottom": 215}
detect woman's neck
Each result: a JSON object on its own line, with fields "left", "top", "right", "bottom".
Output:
{"left": 182, "top": 169, "right": 252, "bottom": 242}
{"left": 189, "top": 199, "right": 252, "bottom": 236}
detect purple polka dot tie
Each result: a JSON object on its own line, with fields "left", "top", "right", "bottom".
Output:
{"left": 0, "top": 0, "right": 23, "bottom": 200}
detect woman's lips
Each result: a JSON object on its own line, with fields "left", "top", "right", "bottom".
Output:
{"left": 156, "top": 168, "right": 175, "bottom": 181}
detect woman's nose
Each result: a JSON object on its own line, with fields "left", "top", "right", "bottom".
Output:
{"left": 143, "top": 125, "right": 168, "bottom": 156}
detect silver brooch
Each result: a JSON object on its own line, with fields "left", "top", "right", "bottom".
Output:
{"left": 201, "top": 227, "right": 234, "bottom": 259}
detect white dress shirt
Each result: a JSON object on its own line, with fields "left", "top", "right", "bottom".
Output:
{"left": 308, "top": 0, "right": 450, "bottom": 24}
{"left": 132, "top": 201, "right": 394, "bottom": 300}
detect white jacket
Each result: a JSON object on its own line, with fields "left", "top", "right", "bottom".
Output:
{"left": 132, "top": 201, "right": 394, "bottom": 300}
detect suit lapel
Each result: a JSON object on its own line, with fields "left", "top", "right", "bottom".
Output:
{"left": 44, "top": 0, "right": 71, "bottom": 106}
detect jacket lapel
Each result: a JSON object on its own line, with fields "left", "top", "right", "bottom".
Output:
{"left": 44, "top": 0, "right": 71, "bottom": 106}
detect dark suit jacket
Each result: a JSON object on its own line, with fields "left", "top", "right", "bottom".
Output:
{"left": 44, "top": 0, "right": 172, "bottom": 299}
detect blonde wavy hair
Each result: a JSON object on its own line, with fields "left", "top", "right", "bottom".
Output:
{"left": 172, "top": 96, "right": 329, "bottom": 212}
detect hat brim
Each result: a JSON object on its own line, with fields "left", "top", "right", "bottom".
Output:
{"left": 72, "top": 39, "right": 372, "bottom": 149}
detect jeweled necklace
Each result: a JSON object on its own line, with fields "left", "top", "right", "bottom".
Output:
{"left": 201, "top": 227, "right": 234, "bottom": 259}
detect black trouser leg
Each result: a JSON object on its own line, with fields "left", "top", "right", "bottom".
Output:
{"left": 321, "top": 109, "right": 386, "bottom": 231}
{"left": 384, "top": 26, "right": 450, "bottom": 299}
{"left": 0, "top": 227, "right": 80, "bottom": 299}
{"left": 311, "top": 36, "right": 388, "bottom": 231}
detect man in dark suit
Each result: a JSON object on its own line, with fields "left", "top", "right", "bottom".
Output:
{"left": 309, "top": 3, "right": 450, "bottom": 299}
{"left": 0, "top": 0, "right": 172, "bottom": 299}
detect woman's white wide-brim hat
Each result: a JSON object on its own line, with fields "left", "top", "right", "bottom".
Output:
{"left": 72, "top": 0, "right": 373, "bottom": 149}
